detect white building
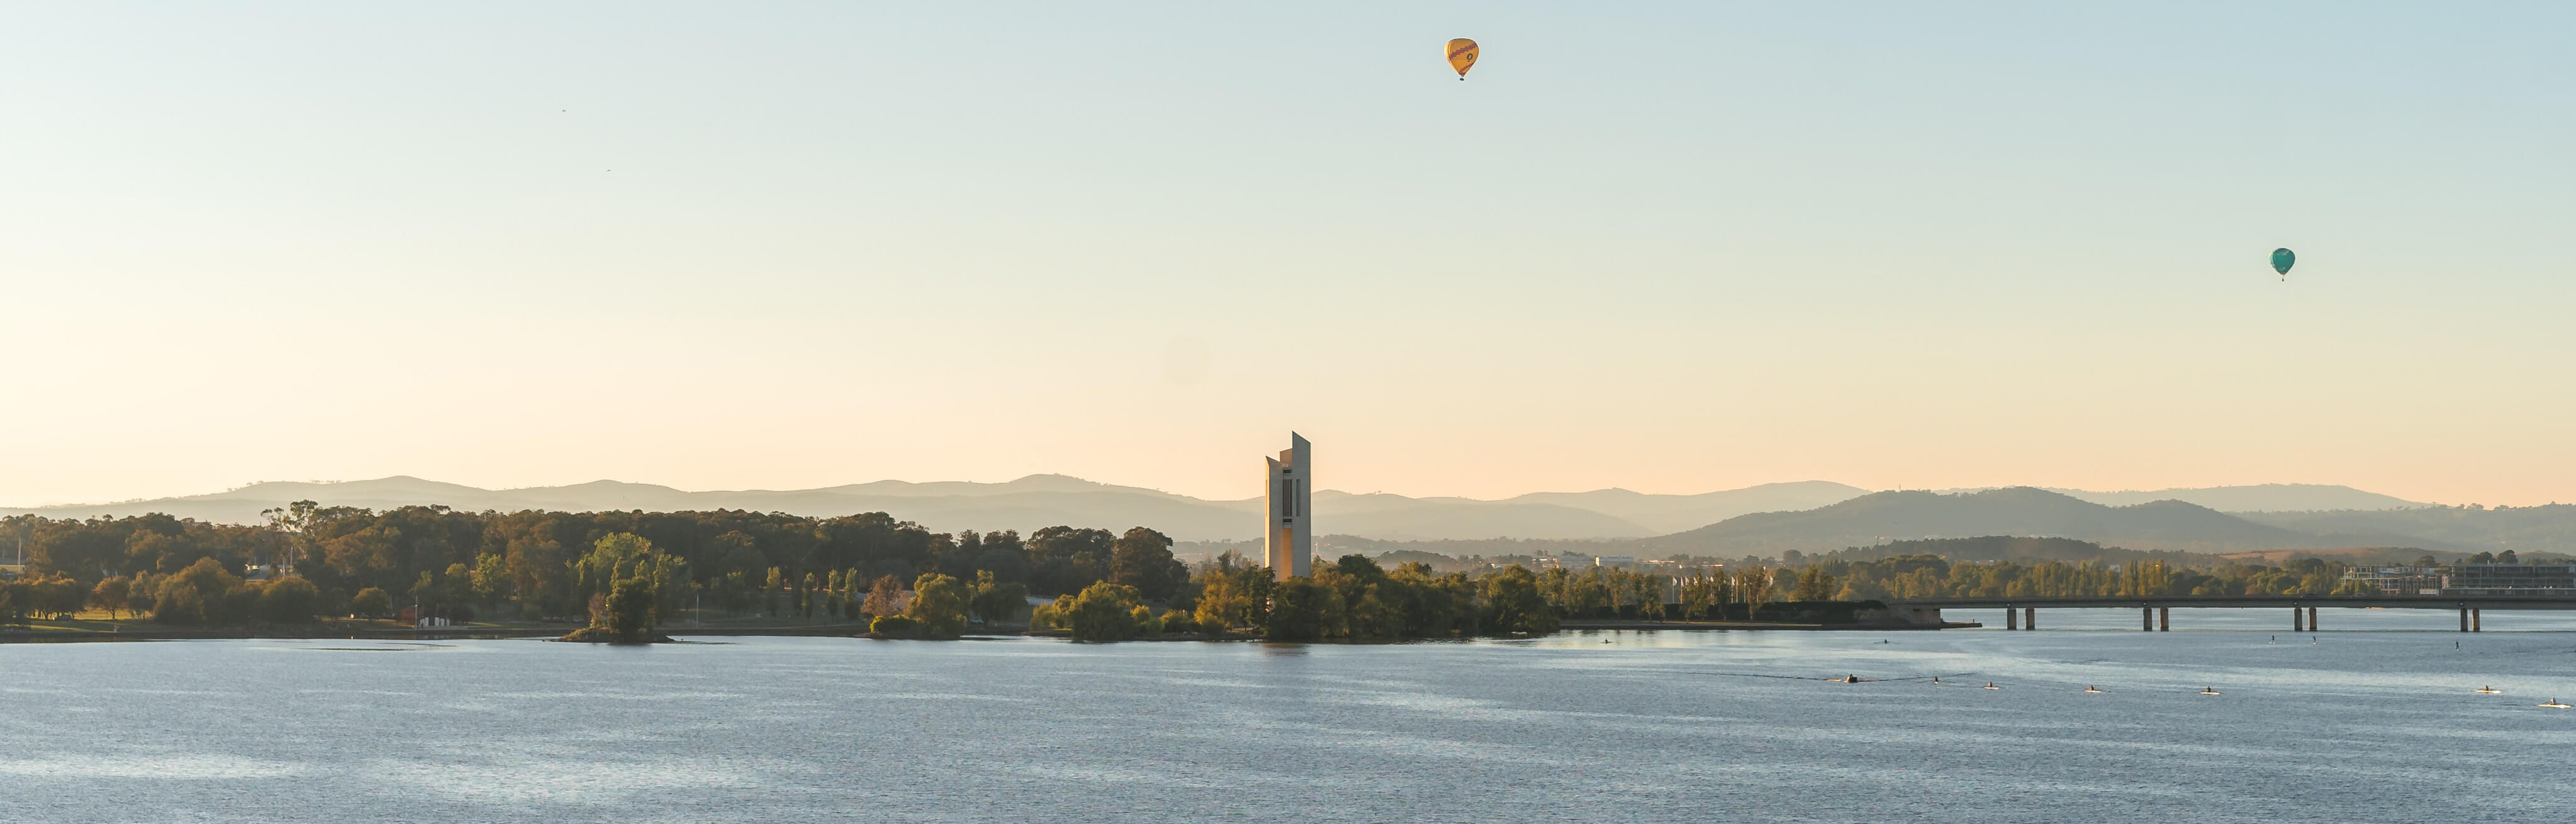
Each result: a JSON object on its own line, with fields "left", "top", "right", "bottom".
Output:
{"left": 1265, "top": 432, "right": 1313, "bottom": 581}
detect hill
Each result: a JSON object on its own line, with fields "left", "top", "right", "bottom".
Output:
{"left": 1632, "top": 487, "right": 2353, "bottom": 556}
{"left": 0, "top": 475, "right": 1656, "bottom": 542}
{"left": 1503, "top": 481, "right": 1871, "bottom": 533}
{"left": 1821, "top": 536, "right": 2210, "bottom": 566}
{"left": 2235, "top": 504, "right": 2576, "bottom": 555}
{"left": 2047, "top": 484, "right": 2425, "bottom": 512}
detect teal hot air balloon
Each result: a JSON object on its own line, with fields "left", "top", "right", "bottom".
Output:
{"left": 2271, "top": 248, "right": 2295, "bottom": 280}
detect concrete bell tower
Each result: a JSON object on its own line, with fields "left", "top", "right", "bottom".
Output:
{"left": 1264, "top": 433, "right": 1313, "bottom": 581}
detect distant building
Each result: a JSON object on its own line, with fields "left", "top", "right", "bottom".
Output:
{"left": 2343, "top": 566, "right": 2443, "bottom": 596}
{"left": 2341, "top": 563, "right": 2576, "bottom": 597}
{"left": 2441, "top": 564, "right": 2576, "bottom": 596}
{"left": 1593, "top": 556, "right": 1638, "bottom": 570}
{"left": 1264, "top": 433, "right": 1313, "bottom": 581}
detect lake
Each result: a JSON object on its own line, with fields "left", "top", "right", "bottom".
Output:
{"left": 6, "top": 607, "right": 2574, "bottom": 823}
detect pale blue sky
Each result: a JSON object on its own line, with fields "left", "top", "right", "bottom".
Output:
{"left": 4, "top": 3, "right": 2570, "bottom": 506}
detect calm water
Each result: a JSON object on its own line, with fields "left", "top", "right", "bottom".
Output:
{"left": 7, "top": 608, "right": 2576, "bottom": 823}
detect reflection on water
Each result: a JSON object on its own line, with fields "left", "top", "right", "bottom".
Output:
{"left": 4, "top": 611, "right": 2574, "bottom": 823}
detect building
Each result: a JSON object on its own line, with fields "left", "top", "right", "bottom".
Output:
{"left": 2340, "top": 563, "right": 2576, "bottom": 597}
{"left": 2342, "top": 566, "right": 2443, "bottom": 596}
{"left": 2441, "top": 564, "right": 2576, "bottom": 597}
{"left": 1593, "top": 556, "right": 1638, "bottom": 570}
{"left": 1265, "top": 432, "right": 1313, "bottom": 581}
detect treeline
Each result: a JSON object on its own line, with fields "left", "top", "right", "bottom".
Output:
{"left": 1026, "top": 555, "right": 1857, "bottom": 642}
{"left": 1031, "top": 553, "right": 1557, "bottom": 642}
{"left": 1815, "top": 554, "right": 2360, "bottom": 600}
{"left": 0, "top": 506, "right": 1185, "bottom": 627}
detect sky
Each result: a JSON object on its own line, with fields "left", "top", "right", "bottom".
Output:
{"left": 4, "top": 3, "right": 2572, "bottom": 507}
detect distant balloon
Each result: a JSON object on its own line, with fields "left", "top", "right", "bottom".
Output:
{"left": 2271, "top": 248, "right": 2295, "bottom": 279}
{"left": 1446, "top": 38, "right": 1478, "bottom": 79}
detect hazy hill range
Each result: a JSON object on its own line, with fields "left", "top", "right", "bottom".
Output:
{"left": 1503, "top": 481, "right": 1870, "bottom": 533}
{"left": 2041, "top": 484, "right": 2425, "bottom": 512}
{"left": 0, "top": 475, "right": 1693, "bottom": 542}
{"left": 8, "top": 477, "right": 2534, "bottom": 550}
{"left": 1629, "top": 487, "right": 2455, "bottom": 556}
{"left": 2235, "top": 504, "right": 2576, "bottom": 556}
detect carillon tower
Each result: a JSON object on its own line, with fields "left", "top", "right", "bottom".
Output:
{"left": 1264, "top": 433, "right": 1313, "bottom": 581}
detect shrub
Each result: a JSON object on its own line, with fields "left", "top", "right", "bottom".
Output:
{"left": 351, "top": 587, "right": 393, "bottom": 618}
{"left": 905, "top": 573, "right": 968, "bottom": 638}
{"left": 1066, "top": 582, "right": 1145, "bottom": 642}
{"left": 256, "top": 577, "right": 320, "bottom": 624}
{"left": 1157, "top": 608, "right": 1195, "bottom": 635}
{"left": 870, "top": 615, "right": 919, "bottom": 637}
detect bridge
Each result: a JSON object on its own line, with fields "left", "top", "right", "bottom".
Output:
{"left": 1888, "top": 595, "right": 2576, "bottom": 632}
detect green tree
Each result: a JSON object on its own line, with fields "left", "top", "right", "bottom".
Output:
{"left": 1264, "top": 576, "right": 1332, "bottom": 640}
{"left": 1190, "top": 557, "right": 1268, "bottom": 637}
{"left": 469, "top": 552, "right": 510, "bottom": 603}
{"left": 1735, "top": 565, "right": 1776, "bottom": 618}
{"left": 1480, "top": 565, "right": 1555, "bottom": 634}
{"left": 152, "top": 558, "right": 245, "bottom": 626}
{"left": 90, "top": 576, "right": 132, "bottom": 620}
{"left": 1109, "top": 527, "right": 1189, "bottom": 601}
{"left": 1792, "top": 566, "right": 1836, "bottom": 602}
{"left": 1065, "top": 581, "right": 1145, "bottom": 642}
{"left": 600, "top": 576, "right": 654, "bottom": 640}
{"left": 257, "top": 576, "right": 319, "bottom": 623}
{"left": 968, "top": 570, "right": 1029, "bottom": 626}
{"left": 352, "top": 586, "right": 392, "bottom": 618}
{"left": 906, "top": 572, "right": 969, "bottom": 638}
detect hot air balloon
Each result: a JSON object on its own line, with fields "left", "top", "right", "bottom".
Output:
{"left": 1446, "top": 38, "right": 1478, "bottom": 80}
{"left": 2271, "top": 248, "right": 2295, "bottom": 280}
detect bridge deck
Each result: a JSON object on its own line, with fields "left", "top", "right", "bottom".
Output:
{"left": 1896, "top": 596, "right": 2576, "bottom": 610}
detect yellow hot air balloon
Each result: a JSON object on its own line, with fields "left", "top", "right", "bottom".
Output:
{"left": 1446, "top": 38, "right": 1478, "bottom": 80}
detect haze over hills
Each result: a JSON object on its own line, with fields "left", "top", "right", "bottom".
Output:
{"left": 1630, "top": 487, "right": 2465, "bottom": 556}
{"left": 2037, "top": 484, "right": 2426, "bottom": 512}
{"left": 3, "top": 476, "right": 2517, "bottom": 550}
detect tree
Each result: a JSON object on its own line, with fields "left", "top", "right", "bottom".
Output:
{"left": 152, "top": 558, "right": 246, "bottom": 625}
{"left": 600, "top": 577, "right": 654, "bottom": 640}
{"left": 1109, "top": 527, "right": 1189, "bottom": 601}
{"left": 469, "top": 552, "right": 510, "bottom": 603}
{"left": 352, "top": 587, "right": 393, "bottom": 618}
{"left": 258, "top": 499, "right": 318, "bottom": 574}
{"left": 1481, "top": 565, "right": 1555, "bottom": 634}
{"left": 1024, "top": 526, "right": 1116, "bottom": 596}
{"left": 90, "top": 576, "right": 132, "bottom": 620}
{"left": 1735, "top": 565, "right": 1776, "bottom": 618}
{"left": 1191, "top": 562, "right": 1267, "bottom": 638}
{"left": 861, "top": 575, "right": 904, "bottom": 619}
{"left": 1265, "top": 576, "right": 1333, "bottom": 640}
{"left": 968, "top": 571, "right": 1028, "bottom": 626}
{"left": 1065, "top": 581, "right": 1146, "bottom": 642}
{"left": 906, "top": 573, "right": 969, "bottom": 638}
{"left": 257, "top": 577, "right": 319, "bottom": 623}
{"left": 1792, "top": 566, "right": 1836, "bottom": 602}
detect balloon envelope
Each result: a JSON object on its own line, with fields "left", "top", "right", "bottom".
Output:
{"left": 2271, "top": 248, "right": 2295, "bottom": 276}
{"left": 1446, "top": 38, "right": 1478, "bottom": 77}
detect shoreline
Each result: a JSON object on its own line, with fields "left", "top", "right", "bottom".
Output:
{"left": 0, "top": 620, "right": 1973, "bottom": 643}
